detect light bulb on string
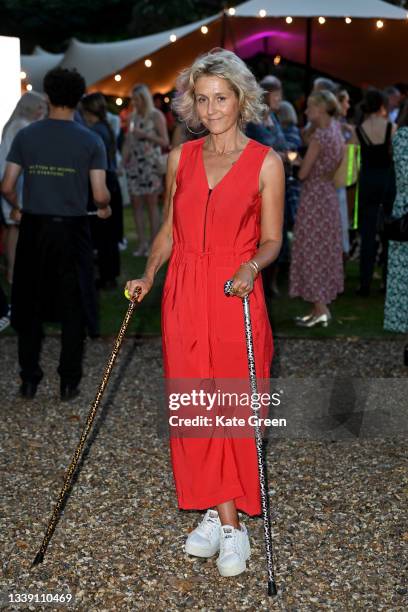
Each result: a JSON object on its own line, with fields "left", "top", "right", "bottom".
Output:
{"left": 259, "top": 9, "right": 266, "bottom": 18}
{"left": 145, "top": 59, "right": 152, "bottom": 67}
{"left": 201, "top": 26, "right": 208, "bottom": 34}
{"left": 114, "top": 74, "right": 121, "bottom": 82}
{"left": 116, "top": 98, "right": 123, "bottom": 106}
{"left": 228, "top": 7, "right": 236, "bottom": 16}
{"left": 345, "top": 17, "right": 352, "bottom": 24}
{"left": 170, "top": 34, "right": 177, "bottom": 42}
{"left": 286, "top": 17, "right": 293, "bottom": 24}
{"left": 318, "top": 16, "right": 326, "bottom": 25}
{"left": 376, "top": 20, "right": 384, "bottom": 29}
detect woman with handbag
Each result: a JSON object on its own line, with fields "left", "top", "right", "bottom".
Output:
{"left": 384, "top": 102, "right": 408, "bottom": 362}
{"left": 122, "top": 84, "right": 169, "bottom": 256}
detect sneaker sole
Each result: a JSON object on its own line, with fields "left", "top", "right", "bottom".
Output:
{"left": 216, "top": 541, "right": 251, "bottom": 577}
{"left": 216, "top": 556, "right": 250, "bottom": 577}
{"left": 185, "top": 541, "right": 219, "bottom": 558}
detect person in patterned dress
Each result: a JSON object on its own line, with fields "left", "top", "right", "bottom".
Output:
{"left": 384, "top": 104, "right": 408, "bottom": 346}
{"left": 289, "top": 91, "right": 345, "bottom": 327}
{"left": 123, "top": 84, "right": 169, "bottom": 256}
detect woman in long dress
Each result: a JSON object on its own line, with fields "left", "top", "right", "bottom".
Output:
{"left": 126, "top": 49, "right": 284, "bottom": 578}
{"left": 384, "top": 103, "right": 408, "bottom": 362}
{"left": 289, "top": 90, "right": 345, "bottom": 327}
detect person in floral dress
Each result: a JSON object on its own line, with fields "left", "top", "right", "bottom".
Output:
{"left": 384, "top": 105, "right": 408, "bottom": 345}
{"left": 289, "top": 90, "right": 345, "bottom": 327}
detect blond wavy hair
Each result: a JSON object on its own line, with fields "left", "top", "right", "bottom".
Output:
{"left": 309, "top": 90, "right": 340, "bottom": 118}
{"left": 172, "top": 49, "right": 267, "bottom": 129}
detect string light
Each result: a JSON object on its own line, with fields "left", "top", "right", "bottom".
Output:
{"left": 116, "top": 98, "right": 123, "bottom": 106}
{"left": 259, "top": 9, "right": 266, "bottom": 17}
{"left": 20, "top": 70, "right": 27, "bottom": 80}
{"left": 376, "top": 20, "right": 384, "bottom": 29}
{"left": 228, "top": 7, "right": 236, "bottom": 16}
{"left": 318, "top": 16, "right": 326, "bottom": 25}
{"left": 164, "top": 96, "right": 170, "bottom": 103}
{"left": 201, "top": 25, "right": 208, "bottom": 34}
{"left": 114, "top": 74, "right": 122, "bottom": 82}
{"left": 144, "top": 59, "right": 152, "bottom": 67}
{"left": 26, "top": 84, "right": 32, "bottom": 91}
{"left": 170, "top": 34, "right": 177, "bottom": 42}
{"left": 274, "top": 55, "right": 281, "bottom": 66}
{"left": 345, "top": 17, "right": 352, "bottom": 24}
{"left": 286, "top": 16, "right": 293, "bottom": 24}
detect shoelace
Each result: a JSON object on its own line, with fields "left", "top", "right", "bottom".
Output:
{"left": 220, "top": 527, "right": 241, "bottom": 556}
{"left": 196, "top": 511, "right": 220, "bottom": 537}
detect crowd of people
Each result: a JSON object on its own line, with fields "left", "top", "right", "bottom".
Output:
{"left": 1, "top": 63, "right": 408, "bottom": 399}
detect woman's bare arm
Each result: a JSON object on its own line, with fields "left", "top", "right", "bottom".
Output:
{"left": 229, "top": 149, "right": 285, "bottom": 298}
{"left": 298, "top": 139, "right": 320, "bottom": 181}
{"left": 148, "top": 110, "right": 170, "bottom": 148}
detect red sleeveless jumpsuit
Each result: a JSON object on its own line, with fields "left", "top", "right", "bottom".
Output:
{"left": 161, "top": 137, "right": 273, "bottom": 516}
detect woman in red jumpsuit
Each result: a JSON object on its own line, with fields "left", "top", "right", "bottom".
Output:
{"left": 126, "top": 49, "right": 284, "bottom": 578}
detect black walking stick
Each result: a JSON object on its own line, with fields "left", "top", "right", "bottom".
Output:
{"left": 32, "top": 287, "right": 141, "bottom": 566}
{"left": 224, "top": 279, "right": 277, "bottom": 597}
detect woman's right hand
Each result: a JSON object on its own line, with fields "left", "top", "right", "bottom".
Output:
{"left": 125, "top": 276, "right": 153, "bottom": 302}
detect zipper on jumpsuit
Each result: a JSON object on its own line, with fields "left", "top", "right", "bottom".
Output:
{"left": 202, "top": 189, "right": 212, "bottom": 252}
{"left": 202, "top": 188, "right": 213, "bottom": 376}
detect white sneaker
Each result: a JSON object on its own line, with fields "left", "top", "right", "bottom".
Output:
{"left": 216, "top": 523, "right": 251, "bottom": 577}
{"left": 0, "top": 316, "right": 10, "bottom": 333}
{"left": 185, "top": 509, "right": 221, "bottom": 557}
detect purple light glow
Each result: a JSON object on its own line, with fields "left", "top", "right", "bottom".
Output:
{"left": 236, "top": 30, "right": 301, "bottom": 48}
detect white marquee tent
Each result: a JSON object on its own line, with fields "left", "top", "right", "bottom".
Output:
{"left": 232, "top": 0, "right": 407, "bottom": 18}
{"left": 20, "top": 1, "right": 408, "bottom": 94}
{"left": 21, "top": 46, "right": 63, "bottom": 91}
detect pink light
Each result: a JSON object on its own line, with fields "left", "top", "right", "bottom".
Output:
{"left": 236, "top": 30, "right": 300, "bottom": 48}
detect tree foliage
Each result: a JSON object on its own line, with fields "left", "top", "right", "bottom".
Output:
{"left": 0, "top": 0, "right": 406, "bottom": 53}
{"left": 0, "top": 0, "right": 225, "bottom": 52}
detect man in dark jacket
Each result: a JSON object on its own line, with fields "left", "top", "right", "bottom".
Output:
{"left": 2, "top": 67, "right": 111, "bottom": 401}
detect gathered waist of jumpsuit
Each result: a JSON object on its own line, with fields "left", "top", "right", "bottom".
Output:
{"left": 170, "top": 243, "right": 257, "bottom": 262}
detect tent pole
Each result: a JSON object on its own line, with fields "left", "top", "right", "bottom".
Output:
{"left": 304, "top": 17, "right": 313, "bottom": 96}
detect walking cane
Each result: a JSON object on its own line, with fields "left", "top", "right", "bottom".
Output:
{"left": 32, "top": 287, "right": 141, "bottom": 566}
{"left": 224, "top": 279, "right": 277, "bottom": 597}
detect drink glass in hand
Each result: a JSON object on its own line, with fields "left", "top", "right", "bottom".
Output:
{"left": 287, "top": 150, "right": 298, "bottom": 182}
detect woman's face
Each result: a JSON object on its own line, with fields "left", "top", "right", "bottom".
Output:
{"left": 194, "top": 75, "right": 240, "bottom": 135}
{"left": 306, "top": 99, "right": 326, "bottom": 124}
{"left": 132, "top": 93, "right": 144, "bottom": 114}
{"left": 266, "top": 90, "right": 282, "bottom": 113}
{"left": 340, "top": 94, "right": 350, "bottom": 117}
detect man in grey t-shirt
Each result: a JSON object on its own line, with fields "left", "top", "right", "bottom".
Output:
{"left": 2, "top": 67, "right": 111, "bottom": 401}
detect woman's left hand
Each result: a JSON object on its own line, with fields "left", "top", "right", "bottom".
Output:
{"left": 229, "top": 264, "right": 256, "bottom": 298}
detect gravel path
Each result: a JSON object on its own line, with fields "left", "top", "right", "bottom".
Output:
{"left": 0, "top": 336, "right": 407, "bottom": 611}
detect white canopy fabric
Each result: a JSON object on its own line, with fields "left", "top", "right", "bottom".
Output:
{"left": 20, "top": 1, "right": 408, "bottom": 93}
{"left": 59, "top": 15, "right": 217, "bottom": 87}
{"left": 233, "top": 0, "right": 408, "bottom": 19}
{"left": 21, "top": 48, "right": 63, "bottom": 91}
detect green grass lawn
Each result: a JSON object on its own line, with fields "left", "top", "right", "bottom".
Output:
{"left": 102, "top": 207, "right": 398, "bottom": 339}
{"left": 1, "top": 206, "right": 401, "bottom": 339}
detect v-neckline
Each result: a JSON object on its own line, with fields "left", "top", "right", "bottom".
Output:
{"left": 200, "top": 138, "right": 252, "bottom": 192}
